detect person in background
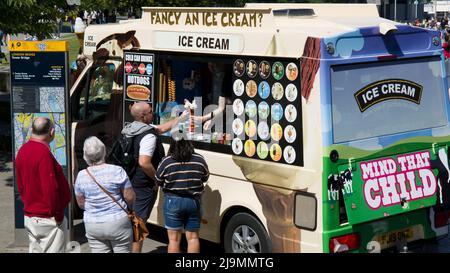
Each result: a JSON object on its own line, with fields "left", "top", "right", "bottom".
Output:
{"left": 74, "top": 136, "right": 135, "bottom": 253}
{"left": 443, "top": 33, "right": 450, "bottom": 60}
{"left": 15, "top": 117, "right": 71, "bottom": 253}
{"left": 155, "top": 138, "right": 209, "bottom": 253}
{"left": 196, "top": 62, "right": 232, "bottom": 131}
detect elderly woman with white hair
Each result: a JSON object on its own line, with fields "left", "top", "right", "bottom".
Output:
{"left": 74, "top": 136, "right": 135, "bottom": 253}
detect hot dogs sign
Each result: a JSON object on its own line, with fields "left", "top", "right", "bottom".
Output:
{"left": 124, "top": 52, "right": 154, "bottom": 102}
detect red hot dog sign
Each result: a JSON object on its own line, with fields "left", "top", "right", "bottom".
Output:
{"left": 360, "top": 151, "right": 436, "bottom": 209}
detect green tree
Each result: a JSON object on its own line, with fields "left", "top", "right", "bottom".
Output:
{"left": 0, "top": 0, "right": 68, "bottom": 40}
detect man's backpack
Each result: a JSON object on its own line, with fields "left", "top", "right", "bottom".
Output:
{"left": 107, "top": 134, "right": 137, "bottom": 177}
{"left": 107, "top": 128, "right": 165, "bottom": 180}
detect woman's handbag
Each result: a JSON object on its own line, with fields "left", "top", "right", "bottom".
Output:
{"left": 86, "top": 168, "right": 149, "bottom": 242}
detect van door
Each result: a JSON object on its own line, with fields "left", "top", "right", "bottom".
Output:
{"left": 70, "top": 61, "right": 123, "bottom": 184}
{"left": 336, "top": 148, "right": 442, "bottom": 225}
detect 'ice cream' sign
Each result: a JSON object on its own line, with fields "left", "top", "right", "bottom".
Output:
{"left": 354, "top": 79, "right": 422, "bottom": 112}
{"left": 360, "top": 151, "right": 437, "bottom": 209}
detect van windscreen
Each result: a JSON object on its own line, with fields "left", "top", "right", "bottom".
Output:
{"left": 330, "top": 56, "right": 447, "bottom": 143}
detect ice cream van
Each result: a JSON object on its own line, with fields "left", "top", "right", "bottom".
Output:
{"left": 68, "top": 3, "right": 450, "bottom": 252}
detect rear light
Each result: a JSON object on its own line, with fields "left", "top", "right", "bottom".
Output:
{"left": 377, "top": 54, "right": 397, "bottom": 60}
{"left": 329, "top": 233, "right": 360, "bottom": 253}
{"left": 435, "top": 211, "right": 450, "bottom": 228}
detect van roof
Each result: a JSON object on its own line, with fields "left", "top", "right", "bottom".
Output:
{"left": 82, "top": 4, "right": 412, "bottom": 58}
{"left": 140, "top": 3, "right": 392, "bottom": 38}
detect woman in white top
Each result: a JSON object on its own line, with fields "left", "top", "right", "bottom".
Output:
{"left": 75, "top": 136, "right": 135, "bottom": 253}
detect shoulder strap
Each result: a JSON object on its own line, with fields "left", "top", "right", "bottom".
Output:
{"left": 85, "top": 168, "right": 129, "bottom": 214}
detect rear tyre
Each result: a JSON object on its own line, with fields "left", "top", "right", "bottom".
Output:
{"left": 224, "top": 212, "right": 271, "bottom": 253}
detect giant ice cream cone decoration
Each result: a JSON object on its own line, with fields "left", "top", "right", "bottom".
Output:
{"left": 74, "top": 17, "right": 86, "bottom": 49}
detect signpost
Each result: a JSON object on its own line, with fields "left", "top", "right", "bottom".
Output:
{"left": 8, "top": 41, "right": 71, "bottom": 247}
{"left": 415, "top": 0, "right": 419, "bottom": 19}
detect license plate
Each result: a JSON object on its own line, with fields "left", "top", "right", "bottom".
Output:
{"left": 375, "top": 228, "right": 414, "bottom": 249}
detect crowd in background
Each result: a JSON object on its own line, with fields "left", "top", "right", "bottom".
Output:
{"left": 409, "top": 17, "right": 450, "bottom": 59}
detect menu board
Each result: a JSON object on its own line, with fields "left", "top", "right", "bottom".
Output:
{"left": 231, "top": 57, "right": 303, "bottom": 166}
{"left": 123, "top": 51, "right": 155, "bottom": 123}
{"left": 9, "top": 41, "right": 70, "bottom": 229}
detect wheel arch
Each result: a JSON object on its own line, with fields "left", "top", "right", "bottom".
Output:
{"left": 219, "top": 205, "right": 270, "bottom": 247}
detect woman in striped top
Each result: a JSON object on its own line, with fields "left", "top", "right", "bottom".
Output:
{"left": 155, "top": 138, "right": 209, "bottom": 253}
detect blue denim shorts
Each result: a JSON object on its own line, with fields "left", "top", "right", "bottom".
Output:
{"left": 163, "top": 194, "right": 201, "bottom": 232}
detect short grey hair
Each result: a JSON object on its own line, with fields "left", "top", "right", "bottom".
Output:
{"left": 83, "top": 136, "right": 106, "bottom": 166}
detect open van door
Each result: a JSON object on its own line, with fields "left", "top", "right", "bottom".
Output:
{"left": 69, "top": 59, "right": 124, "bottom": 218}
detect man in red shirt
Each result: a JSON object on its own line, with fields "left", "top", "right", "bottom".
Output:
{"left": 15, "top": 117, "right": 71, "bottom": 253}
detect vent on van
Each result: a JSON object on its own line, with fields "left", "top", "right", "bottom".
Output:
{"left": 273, "top": 9, "right": 316, "bottom": 18}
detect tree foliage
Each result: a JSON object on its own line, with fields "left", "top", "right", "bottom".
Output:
{"left": 0, "top": 0, "right": 68, "bottom": 39}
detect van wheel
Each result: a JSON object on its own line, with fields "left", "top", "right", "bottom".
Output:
{"left": 224, "top": 212, "right": 271, "bottom": 253}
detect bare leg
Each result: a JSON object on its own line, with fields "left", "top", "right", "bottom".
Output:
{"left": 167, "top": 229, "right": 182, "bottom": 253}
{"left": 132, "top": 241, "right": 143, "bottom": 253}
{"left": 185, "top": 230, "right": 200, "bottom": 253}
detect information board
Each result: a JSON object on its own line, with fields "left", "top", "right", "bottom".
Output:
{"left": 9, "top": 41, "right": 70, "bottom": 230}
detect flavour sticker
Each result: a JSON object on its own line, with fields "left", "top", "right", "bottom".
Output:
{"left": 246, "top": 60, "right": 257, "bottom": 78}
{"left": 245, "top": 100, "right": 257, "bottom": 118}
{"left": 257, "top": 121, "right": 270, "bottom": 140}
{"left": 258, "top": 101, "right": 270, "bottom": 120}
{"left": 271, "top": 103, "right": 283, "bottom": 121}
{"left": 257, "top": 142, "right": 269, "bottom": 159}
{"left": 245, "top": 120, "right": 257, "bottom": 138}
{"left": 259, "top": 61, "right": 271, "bottom": 79}
{"left": 232, "top": 118, "right": 244, "bottom": 136}
{"left": 272, "top": 62, "right": 284, "bottom": 80}
{"left": 285, "top": 83, "right": 298, "bottom": 102}
{"left": 233, "top": 98, "right": 244, "bottom": 116}
{"left": 244, "top": 140, "right": 256, "bottom": 157}
{"left": 270, "top": 144, "right": 282, "bottom": 161}
{"left": 246, "top": 80, "right": 257, "bottom": 98}
{"left": 284, "top": 125, "right": 296, "bottom": 143}
{"left": 285, "top": 104, "right": 297, "bottom": 123}
{"left": 232, "top": 138, "right": 243, "bottom": 154}
{"left": 270, "top": 123, "right": 283, "bottom": 141}
{"left": 283, "top": 145, "right": 296, "bottom": 164}
{"left": 233, "top": 59, "right": 245, "bottom": 77}
{"left": 286, "top": 63, "right": 298, "bottom": 81}
{"left": 233, "top": 79, "right": 244, "bottom": 96}
{"left": 271, "top": 82, "right": 284, "bottom": 100}
{"left": 258, "top": 81, "right": 270, "bottom": 99}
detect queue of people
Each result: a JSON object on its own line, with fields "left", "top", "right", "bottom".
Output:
{"left": 15, "top": 101, "right": 210, "bottom": 253}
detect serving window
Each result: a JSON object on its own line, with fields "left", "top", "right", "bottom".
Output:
{"left": 123, "top": 50, "right": 303, "bottom": 166}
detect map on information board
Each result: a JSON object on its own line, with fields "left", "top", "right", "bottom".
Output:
{"left": 39, "top": 87, "right": 65, "bottom": 112}
{"left": 14, "top": 113, "right": 67, "bottom": 166}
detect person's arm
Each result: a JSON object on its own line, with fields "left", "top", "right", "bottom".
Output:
{"left": 139, "top": 155, "right": 156, "bottom": 180}
{"left": 202, "top": 96, "right": 227, "bottom": 130}
{"left": 155, "top": 158, "right": 166, "bottom": 187}
{"left": 76, "top": 195, "right": 85, "bottom": 210}
{"left": 155, "top": 110, "right": 188, "bottom": 135}
{"left": 138, "top": 134, "right": 157, "bottom": 180}
{"left": 74, "top": 173, "right": 85, "bottom": 210}
{"left": 202, "top": 96, "right": 226, "bottom": 122}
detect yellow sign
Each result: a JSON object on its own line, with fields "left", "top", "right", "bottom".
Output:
{"left": 8, "top": 40, "right": 68, "bottom": 52}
